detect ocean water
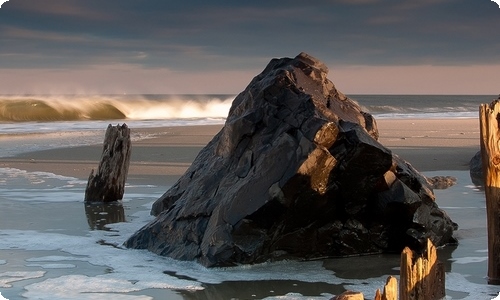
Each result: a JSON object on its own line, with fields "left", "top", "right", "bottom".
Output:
{"left": 1, "top": 94, "right": 500, "bottom": 299}
{"left": 0, "top": 94, "right": 495, "bottom": 156}
{"left": 1, "top": 94, "right": 495, "bottom": 124}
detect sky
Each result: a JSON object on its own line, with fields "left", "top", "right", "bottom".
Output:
{"left": 0, "top": 0, "right": 499, "bottom": 95}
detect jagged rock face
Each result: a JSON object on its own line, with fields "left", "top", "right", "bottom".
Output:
{"left": 469, "top": 150, "right": 483, "bottom": 187}
{"left": 125, "top": 53, "right": 456, "bottom": 267}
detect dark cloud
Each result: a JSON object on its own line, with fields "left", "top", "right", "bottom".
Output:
{"left": 0, "top": 0, "right": 499, "bottom": 72}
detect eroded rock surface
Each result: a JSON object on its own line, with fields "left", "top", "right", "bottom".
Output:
{"left": 125, "top": 53, "right": 456, "bottom": 267}
{"left": 427, "top": 175, "right": 457, "bottom": 189}
{"left": 470, "top": 150, "right": 483, "bottom": 187}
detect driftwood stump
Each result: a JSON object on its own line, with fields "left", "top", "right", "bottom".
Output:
{"left": 331, "top": 291, "right": 364, "bottom": 300}
{"left": 374, "top": 276, "right": 397, "bottom": 300}
{"left": 333, "top": 239, "right": 443, "bottom": 299}
{"left": 399, "top": 239, "right": 445, "bottom": 300}
{"left": 84, "top": 124, "right": 131, "bottom": 202}
{"left": 480, "top": 99, "right": 500, "bottom": 284}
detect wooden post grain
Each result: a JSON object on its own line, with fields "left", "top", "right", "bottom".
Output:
{"left": 399, "top": 239, "right": 445, "bottom": 300}
{"left": 84, "top": 124, "right": 131, "bottom": 202}
{"left": 480, "top": 99, "right": 500, "bottom": 284}
{"left": 373, "top": 276, "right": 397, "bottom": 300}
{"left": 335, "top": 240, "right": 444, "bottom": 299}
{"left": 332, "top": 291, "right": 364, "bottom": 300}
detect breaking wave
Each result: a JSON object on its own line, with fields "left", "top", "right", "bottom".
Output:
{"left": 0, "top": 94, "right": 234, "bottom": 122}
{"left": 350, "top": 94, "right": 492, "bottom": 119}
{"left": 1, "top": 94, "right": 492, "bottom": 123}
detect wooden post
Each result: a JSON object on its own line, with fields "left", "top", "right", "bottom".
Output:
{"left": 377, "top": 276, "right": 398, "bottom": 300}
{"left": 399, "top": 239, "right": 445, "bottom": 300}
{"left": 84, "top": 124, "right": 131, "bottom": 202}
{"left": 335, "top": 240, "right": 444, "bottom": 299}
{"left": 480, "top": 100, "right": 500, "bottom": 284}
{"left": 383, "top": 276, "right": 398, "bottom": 300}
{"left": 332, "top": 291, "right": 364, "bottom": 300}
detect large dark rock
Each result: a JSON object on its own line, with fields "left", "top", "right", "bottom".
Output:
{"left": 426, "top": 175, "right": 457, "bottom": 190}
{"left": 470, "top": 150, "right": 483, "bottom": 187}
{"left": 125, "top": 53, "right": 456, "bottom": 267}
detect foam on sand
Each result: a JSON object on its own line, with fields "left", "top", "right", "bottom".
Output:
{"left": 0, "top": 213, "right": 498, "bottom": 299}
{"left": 0, "top": 167, "right": 498, "bottom": 299}
{"left": 0, "top": 271, "right": 45, "bottom": 288}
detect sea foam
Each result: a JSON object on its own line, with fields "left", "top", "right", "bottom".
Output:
{"left": 0, "top": 95, "right": 233, "bottom": 122}
{"left": 0, "top": 169, "right": 497, "bottom": 299}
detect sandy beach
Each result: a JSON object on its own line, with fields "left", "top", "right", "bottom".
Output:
{"left": 0, "top": 119, "right": 480, "bottom": 186}
{"left": 1, "top": 118, "right": 497, "bottom": 300}
{"left": 377, "top": 118, "right": 480, "bottom": 171}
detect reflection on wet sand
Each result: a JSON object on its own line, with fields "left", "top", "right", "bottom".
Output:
{"left": 84, "top": 202, "right": 126, "bottom": 230}
{"left": 178, "top": 279, "right": 344, "bottom": 300}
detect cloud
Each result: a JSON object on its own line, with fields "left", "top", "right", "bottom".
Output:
{"left": 1, "top": 62, "right": 498, "bottom": 95}
{"left": 366, "top": 15, "right": 406, "bottom": 25}
{"left": 2, "top": 1, "right": 498, "bottom": 68}
{"left": 392, "top": 0, "right": 452, "bottom": 10}
{"left": 331, "top": 64, "right": 500, "bottom": 95}
{"left": 7, "top": 0, "right": 111, "bottom": 20}
{"left": 330, "top": 0, "right": 380, "bottom": 4}
{"left": 0, "top": 64, "right": 259, "bottom": 94}
{"left": 0, "top": 0, "right": 499, "bottom": 94}
{"left": 1, "top": 25, "right": 91, "bottom": 42}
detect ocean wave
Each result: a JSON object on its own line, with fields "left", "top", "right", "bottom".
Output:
{"left": 0, "top": 95, "right": 234, "bottom": 122}
{"left": 0, "top": 94, "right": 490, "bottom": 123}
{"left": 351, "top": 94, "right": 492, "bottom": 119}
{"left": 363, "top": 105, "right": 478, "bottom": 115}
{"left": 373, "top": 111, "right": 478, "bottom": 119}
{"left": 0, "top": 98, "right": 125, "bottom": 122}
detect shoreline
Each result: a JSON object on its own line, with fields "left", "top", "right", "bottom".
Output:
{"left": 376, "top": 118, "right": 479, "bottom": 172}
{"left": 0, "top": 124, "right": 223, "bottom": 187}
{"left": 0, "top": 118, "right": 493, "bottom": 300}
{"left": 0, "top": 119, "right": 480, "bottom": 186}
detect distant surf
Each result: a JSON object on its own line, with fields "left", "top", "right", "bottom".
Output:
{"left": 0, "top": 94, "right": 234, "bottom": 122}
{"left": 350, "top": 94, "right": 495, "bottom": 119}
{"left": 0, "top": 94, "right": 494, "bottom": 123}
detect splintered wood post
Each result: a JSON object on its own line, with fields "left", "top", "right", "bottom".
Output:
{"left": 84, "top": 124, "right": 131, "bottom": 202}
{"left": 480, "top": 99, "right": 500, "bottom": 284}
{"left": 379, "top": 276, "right": 398, "bottom": 300}
{"left": 399, "top": 239, "right": 445, "bottom": 300}
{"left": 332, "top": 291, "right": 364, "bottom": 300}
{"left": 374, "top": 276, "right": 397, "bottom": 300}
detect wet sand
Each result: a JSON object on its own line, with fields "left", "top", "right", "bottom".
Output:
{"left": 0, "top": 118, "right": 495, "bottom": 300}
{"left": 0, "top": 125, "right": 222, "bottom": 186}
{"left": 376, "top": 118, "right": 479, "bottom": 171}
{"left": 0, "top": 119, "right": 480, "bottom": 186}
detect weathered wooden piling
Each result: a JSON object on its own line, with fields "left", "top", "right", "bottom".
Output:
{"left": 84, "top": 123, "right": 131, "bottom": 202}
{"left": 332, "top": 291, "right": 364, "bottom": 300}
{"left": 479, "top": 99, "right": 500, "bottom": 285}
{"left": 334, "top": 276, "right": 397, "bottom": 300}
{"left": 333, "top": 239, "right": 443, "bottom": 300}
{"left": 399, "top": 239, "right": 445, "bottom": 300}
{"left": 374, "top": 276, "right": 397, "bottom": 300}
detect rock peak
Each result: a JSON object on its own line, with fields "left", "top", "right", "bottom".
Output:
{"left": 295, "top": 52, "right": 329, "bottom": 74}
